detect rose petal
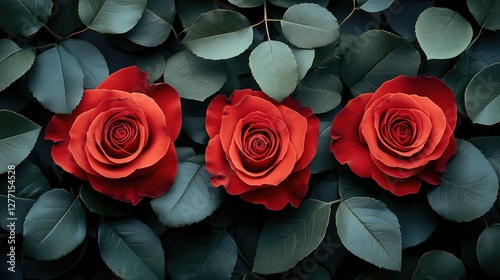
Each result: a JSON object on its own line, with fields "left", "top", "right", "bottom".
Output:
{"left": 371, "top": 167, "right": 421, "bottom": 196}
{"left": 418, "top": 128, "right": 457, "bottom": 185}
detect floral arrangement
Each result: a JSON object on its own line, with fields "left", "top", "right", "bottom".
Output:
{"left": 1, "top": 0, "right": 499, "bottom": 279}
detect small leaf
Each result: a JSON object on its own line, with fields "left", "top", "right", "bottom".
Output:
{"left": 336, "top": 197, "right": 401, "bottom": 271}
{"left": 151, "top": 162, "right": 224, "bottom": 227}
{"left": 0, "top": 110, "right": 41, "bottom": 174}
{"left": 269, "top": 0, "right": 329, "bottom": 8}
{"left": 28, "top": 46, "right": 84, "bottom": 114}
{"left": 98, "top": 218, "right": 165, "bottom": 280}
{"left": 168, "top": 230, "right": 237, "bottom": 280}
{"left": 253, "top": 199, "right": 331, "bottom": 274}
{"left": 476, "top": 223, "right": 500, "bottom": 276}
{"left": 23, "top": 189, "right": 87, "bottom": 261}
{"left": 249, "top": 40, "right": 299, "bottom": 101}
{"left": 413, "top": 251, "right": 466, "bottom": 280}
{"left": 467, "top": 0, "right": 500, "bottom": 31}
{"left": 0, "top": 0, "right": 52, "bottom": 36}
{"left": 294, "top": 70, "right": 342, "bottom": 114}
{"left": 465, "top": 62, "right": 500, "bottom": 125}
{"left": 228, "top": 0, "right": 265, "bottom": 7}
{"left": 78, "top": 0, "right": 148, "bottom": 34}
{"left": 292, "top": 48, "right": 315, "bottom": 80}
{"left": 164, "top": 50, "right": 227, "bottom": 101}
{"left": 427, "top": 139, "right": 499, "bottom": 222}
{"left": 468, "top": 136, "right": 500, "bottom": 179}
{"left": 415, "top": 7, "right": 473, "bottom": 60}
{"left": 0, "top": 39, "right": 35, "bottom": 91}
{"left": 281, "top": 3, "right": 340, "bottom": 49}
{"left": 135, "top": 51, "right": 166, "bottom": 83}
{"left": 183, "top": 10, "right": 253, "bottom": 60}
{"left": 357, "top": 0, "right": 396, "bottom": 12}
{"left": 309, "top": 121, "right": 340, "bottom": 174}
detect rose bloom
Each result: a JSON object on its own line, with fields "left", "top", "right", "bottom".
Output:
{"left": 330, "top": 75, "right": 457, "bottom": 195}
{"left": 205, "top": 90, "right": 319, "bottom": 210}
{"left": 45, "top": 66, "right": 181, "bottom": 205}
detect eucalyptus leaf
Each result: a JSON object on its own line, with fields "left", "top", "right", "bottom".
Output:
{"left": 476, "top": 223, "right": 500, "bottom": 276}
{"left": 28, "top": 46, "right": 84, "bottom": 114}
{"left": 281, "top": 3, "right": 340, "bottom": 49}
{"left": 292, "top": 48, "right": 315, "bottom": 80}
{"left": 465, "top": 63, "right": 500, "bottom": 125}
{"left": 253, "top": 199, "right": 331, "bottom": 274}
{"left": 340, "top": 30, "right": 420, "bottom": 96}
{"left": 168, "top": 230, "right": 237, "bottom": 280}
{"left": 467, "top": 0, "right": 500, "bottom": 31}
{"left": 269, "top": 0, "right": 329, "bottom": 8}
{"left": 249, "top": 40, "right": 299, "bottom": 101}
{"left": 357, "top": 0, "right": 395, "bottom": 13}
{"left": 98, "top": 218, "right": 165, "bottom": 280}
{"left": 183, "top": 10, "right": 253, "bottom": 60}
{"left": 413, "top": 251, "right": 466, "bottom": 280}
{"left": 415, "top": 7, "right": 473, "bottom": 60}
{"left": 135, "top": 51, "right": 166, "bottom": 83}
{"left": 309, "top": 121, "right": 340, "bottom": 174}
{"left": 164, "top": 50, "right": 226, "bottom": 101}
{"left": 336, "top": 197, "right": 401, "bottom": 271}
{"left": 0, "top": 110, "right": 41, "bottom": 174}
{"left": 0, "top": 39, "right": 35, "bottom": 92}
{"left": 151, "top": 162, "right": 224, "bottom": 227}
{"left": 294, "top": 70, "right": 342, "bottom": 114}
{"left": 23, "top": 189, "right": 87, "bottom": 261}
{"left": 468, "top": 136, "right": 500, "bottom": 179}
{"left": 228, "top": 0, "right": 265, "bottom": 7}
{"left": 78, "top": 0, "right": 148, "bottom": 34}
{"left": 0, "top": 0, "right": 52, "bottom": 36}
{"left": 176, "top": 0, "right": 215, "bottom": 28}
{"left": 427, "top": 139, "right": 499, "bottom": 222}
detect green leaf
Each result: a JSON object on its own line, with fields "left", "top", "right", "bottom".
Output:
{"left": 135, "top": 51, "right": 166, "bottom": 83}
{"left": 0, "top": 39, "right": 35, "bottom": 91}
{"left": 249, "top": 40, "right": 299, "bottom": 101}
{"left": 294, "top": 70, "right": 342, "bottom": 114}
{"left": 163, "top": 50, "right": 227, "bottom": 101}
{"left": 80, "top": 185, "right": 136, "bottom": 217}
{"left": 168, "top": 230, "right": 237, "bottom": 280}
{"left": 61, "top": 39, "right": 109, "bottom": 89}
{"left": 0, "top": 0, "right": 52, "bottom": 36}
{"left": 151, "top": 162, "right": 224, "bottom": 227}
{"left": 465, "top": 62, "right": 500, "bottom": 125}
{"left": 281, "top": 3, "right": 340, "bottom": 49}
{"left": 467, "top": 0, "right": 500, "bottom": 31}
{"left": 181, "top": 99, "right": 210, "bottom": 144}
{"left": 340, "top": 30, "right": 420, "bottom": 96}
{"left": 98, "top": 218, "right": 165, "bottom": 280}
{"left": 228, "top": 0, "right": 265, "bottom": 7}
{"left": 78, "top": 0, "right": 148, "bottom": 34}
{"left": 336, "top": 197, "right": 401, "bottom": 271}
{"left": 357, "top": 0, "right": 396, "bottom": 13}
{"left": 176, "top": 0, "right": 215, "bottom": 28}
{"left": 48, "top": 0, "right": 82, "bottom": 36}
{"left": 338, "top": 165, "right": 381, "bottom": 199}
{"left": 413, "top": 251, "right": 466, "bottom": 280}
{"left": 0, "top": 161, "right": 51, "bottom": 234}
{"left": 23, "top": 189, "right": 87, "bottom": 261}
{"left": 269, "top": 0, "right": 329, "bottom": 8}
{"left": 292, "top": 48, "right": 315, "bottom": 80}
{"left": 125, "top": 0, "right": 176, "bottom": 47}
{"left": 309, "top": 121, "right": 340, "bottom": 174}
{"left": 415, "top": 7, "right": 473, "bottom": 60}
{"left": 468, "top": 136, "right": 500, "bottom": 179}
{"left": 427, "top": 139, "right": 499, "bottom": 222}
{"left": 183, "top": 10, "right": 253, "bottom": 60}
{"left": 476, "top": 223, "right": 500, "bottom": 276}
{"left": 28, "top": 46, "right": 84, "bottom": 114}
{"left": 0, "top": 110, "right": 41, "bottom": 174}
{"left": 253, "top": 199, "right": 331, "bottom": 274}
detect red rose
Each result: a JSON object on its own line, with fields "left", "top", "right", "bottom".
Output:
{"left": 330, "top": 76, "right": 457, "bottom": 195}
{"left": 205, "top": 90, "right": 319, "bottom": 210}
{"left": 45, "top": 66, "right": 181, "bottom": 205}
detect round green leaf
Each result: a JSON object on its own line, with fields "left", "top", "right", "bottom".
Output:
{"left": 228, "top": 0, "right": 265, "bottom": 7}
{"left": 427, "top": 139, "right": 499, "bottom": 222}
{"left": 23, "top": 189, "right": 87, "bottom": 261}
{"left": 357, "top": 0, "right": 396, "bottom": 13}
{"left": 270, "top": 0, "right": 329, "bottom": 8}
{"left": 176, "top": 0, "right": 215, "bottom": 29}
{"left": 340, "top": 30, "right": 420, "bottom": 96}
{"left": 168, "top": 230, "right": 237, "bottom": 280}
{"left": 415, "top": 7, "right": 473, "bottom": 60}
{"left": 0, "top": 110, "right": 41, "bottom": 174}
{"left": 292, "top": 48, "right": 315, "bottom": 80}
{"left": 125, "top": 0, "right": 176, "bottom": 47}
{"left": 151, "top": 162, "right": 224, "bottom": 228}
{"left": 467, "top": 0, "right": 500, "bottom": 31}
{"left": 465, "top": 63, "right": 500, "bottom": 125}
{"left": 164, "top": 50, "right": 227, "bottom": 101}
{"left": 0, "top": 161, "right": 51, "bottom": 234}
{"left": 61, "top": 39, "right": 109, "bottom": 89}
{"left": 309, "top": 121, "right": 339, "bottom": 174}
{"left": 468, "top": 136, "right": 500, "bottom": 179}
{"left": 80, "top": 185, "right": 136, "bottom": 217}
{"left": 413, "top": 251, "right": 466, "bottom": 280}
{"left": 98, "top": 218, "right": 165, "bottom": 280}
{"left": 78, "top": 0, "right": 148, "bottom": 34}
{"left": 253, "top": 199, "right": 331, "bottom": 274}
{"left": 135, "top": 51, "right": 166, "bottom": 83}
{"left": 249, "top": 40, "right": 299, "bottom": 101}
{"left": 28, "top": 46, "right": 84, "bottom": 114}
{"left": 183, "top": 10, "right": 253, "bottom": 60}
{"left": 476, "top": 223, "right": 500, "bottom": 276}
{"left": 294, "top": 70, "right": 342, "bottom": 114}
{"left": 336, "top": 197, "right": 401, "bottom": 271}
{"left": 0, "top": 0, "right": 52, "bottom": 36}
{"left": 0, "top": 39, "right": 35, "bottom": 91}
{"left": 281, "top": 3, "right": 340, "bottom": 49}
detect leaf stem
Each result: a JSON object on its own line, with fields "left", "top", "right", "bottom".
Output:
{"left": 64, "top": 26, "right": 90, "bottom": 40}
{"left": 237, "top": 249, "right": 253, "bottom": 269}
{"left": 42, "top": 24, "right": 62, "bottom": 41}
{"left": 340, "top": 0, "right": 358, "bottom": 27}
{"left": 263, "top": 1, "right": 271, "bottom": 41}
{"left": 328, "top": 198, "right": 343, "bottom": 206}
